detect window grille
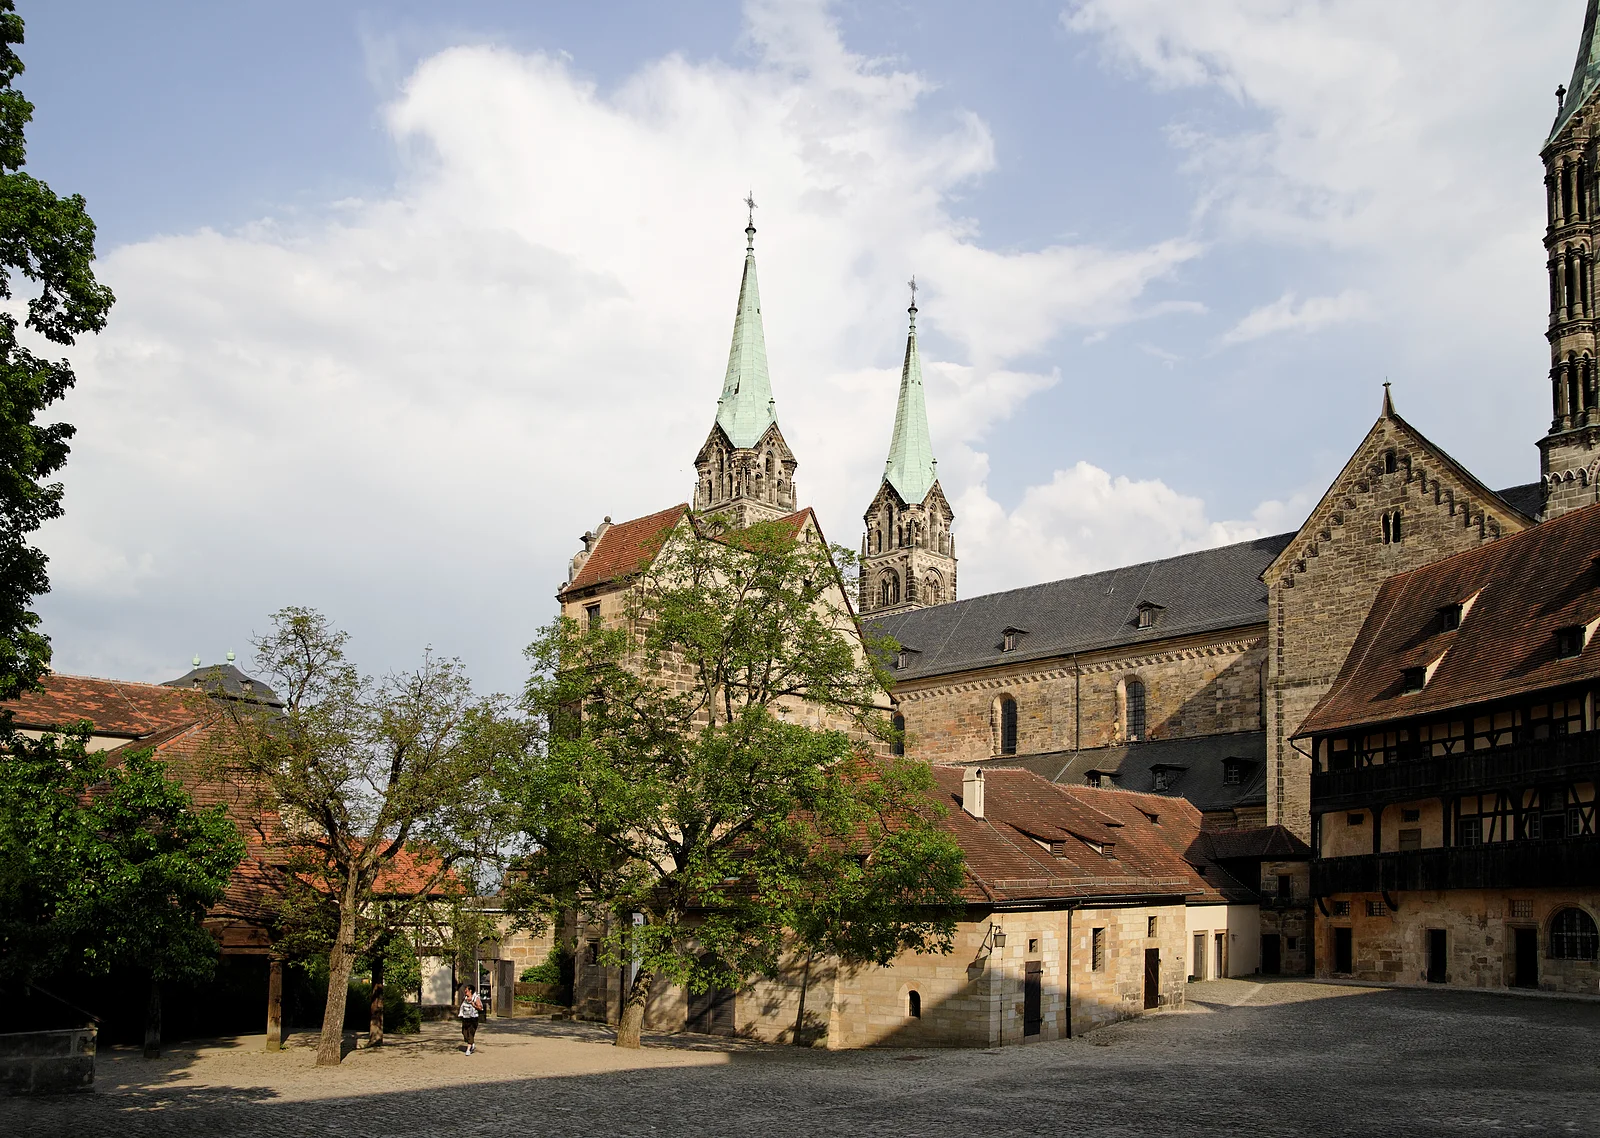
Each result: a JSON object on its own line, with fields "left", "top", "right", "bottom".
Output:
{"left": 1091, "top": 928, "right": 1106, "bottom": 971}
{"left": 1510, "top": 900, "right": 1534, "bottom": 920}
{"left": 1401, "top": 808, "right": 1420, "bottom": 823}
{"left": 1458, "top": 817, "right": 1483, "bottom": 846}
{"left": 1367, "top": 900, "right": 1388, "bottom": 917}
{"left": 1223, "top": 760, "right": 1243, "bottom": 786}
{"left": 1332, "top": 901, "right": 1351, "bottom": 917}
{"left": 1147, "top": 916, "right": 1159, "bottom": 937}
{"left": 585, "top": 603, "right": 601, "bottom": 630}
{"left": 1126, "top": 678, "right": 1147, "bottom": 741}
{"left": 1549, "top": 908, "right": 1599, "bottom": 960}
{"left": 1347, "top": 813, "right": 1365, "bottom": 826}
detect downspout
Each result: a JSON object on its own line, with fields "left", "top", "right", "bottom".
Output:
{"left": 1064, "top": 906, "right": 1073, "bottom": 1040}
{"left": 1289, "top": 734, "right": 1317, "bottom": 977}
{"left": 1073, "top": 653, "right": 1081, "bottom": 754}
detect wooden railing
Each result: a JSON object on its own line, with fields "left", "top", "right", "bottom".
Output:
{"left": 1312, "top": 834, "right": 1600, "bottom": 896}
{"left": 1312, "top": 732, "right": 1600, "bottom": 814}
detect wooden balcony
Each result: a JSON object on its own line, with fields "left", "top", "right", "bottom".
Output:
{"left": 1312, "top": 834, "right": 1600, "bottom": 896}
{"left": 1311, "top": 732, "right": 1600, "bottom": 815}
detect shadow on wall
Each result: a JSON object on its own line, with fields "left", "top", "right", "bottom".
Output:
{"left": 1156, "top": 653, "right": 1267, "bottom": 743}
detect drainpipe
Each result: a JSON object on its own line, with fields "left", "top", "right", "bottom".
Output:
{"left": 1064, "top": 906, "right": 1073, "bottom": 1039}
{"left": 1072, "top": 653, "right": 1081, "bottom": 753}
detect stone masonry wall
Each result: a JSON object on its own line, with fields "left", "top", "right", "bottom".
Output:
{"left": 893, "top": 630, "right": 1266, "bottom": 766}
{"left": 1315, "top": 890, "right": 1600, "bottom": 995}
{"left": 1266, "top": 414, "right": 1530, "bottom": 839}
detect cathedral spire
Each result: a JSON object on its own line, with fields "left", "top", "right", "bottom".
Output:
{"left": 882, "top": 279, "right": 938, "bottom": 506}
{"left": 1553, "top": 0, "right": 1600, "bottom": 141}
{"left": 715, "top": 196, "right": 778, "bottom": 449}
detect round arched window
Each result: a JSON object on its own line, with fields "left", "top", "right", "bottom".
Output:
{"left": 1549, "top": 907, "right": 1599, "bottom": 960}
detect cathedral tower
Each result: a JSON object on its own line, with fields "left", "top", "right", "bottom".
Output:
{"left": 1541, "top": 0, "right": 1600, "bottom": 517}
{"left": 693, "top": 201, "right": 799, "bottom": 529}
{"left": 858, "top": 285, "right": 956, "bottom": 615}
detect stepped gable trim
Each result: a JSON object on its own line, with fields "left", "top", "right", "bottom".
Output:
{"left": 1264, "top": 408, "right": 1534, "bottom": 588}
{"left": 559, "top": 504, "right": 690, "bottom": 598}
{"left": 1296, "top": 500, "right": 1600, "bottom": 737}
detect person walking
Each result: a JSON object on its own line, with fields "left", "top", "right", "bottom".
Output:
{"left": 459, "top": 983, "right": 483, "bottom": 1054}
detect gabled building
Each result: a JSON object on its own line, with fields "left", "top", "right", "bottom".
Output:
{"left": 1300, "top": 501, "right": 1600, "bottom": 992}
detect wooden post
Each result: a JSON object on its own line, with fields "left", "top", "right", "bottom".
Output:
{"left": 266, "top": 957, "right": 284, "bottom": 1052}
{"left": 143, "top": 977, "right": 162, "bottom": 1059}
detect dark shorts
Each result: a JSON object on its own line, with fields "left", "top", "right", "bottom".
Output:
{"left": 461, "top": 1016, "right": 478, "bottom": 1044}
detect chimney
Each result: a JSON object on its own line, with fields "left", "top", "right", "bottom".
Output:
{"left": 962, "top": 767, "right": 985, "bottom": 819}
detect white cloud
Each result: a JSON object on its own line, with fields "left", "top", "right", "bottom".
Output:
{"left": 40, "top": 0, "right": 1200, "bottom": 691}
{"left": 1220, "top": 289, "right": 1370, "bottom": 345}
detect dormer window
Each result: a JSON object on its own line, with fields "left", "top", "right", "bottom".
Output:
{"left": 1223, "top": 758, "right": 1246, "bottom": 786}
{"left": 895, "top": 651, "right": 907, "bottom": 669}
{"left": 1001, "top": 627, "right": 1027, "bottom": 652}
{"left": 1134, "top": 602, "right": 1164, "bottom": 630}
{"left": 1556, "top": 625, "right": 1586, "bottom": 659}
{"left": 1085, "top": 772, "right": 1102, "bottom": 788}
{"left": 1440, "top": 603, "right": 1463, "bottom": 631}
{"left": 1401, "top": 666, "right": 1426, "bottom": 693}
{"left": 1151, "top": 765, "right": 1184, "bottom": 792}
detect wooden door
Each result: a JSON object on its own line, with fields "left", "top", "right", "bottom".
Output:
{"left": 1215, "top": 932, "right": 1227, "bottom": 978}
{"left": 688, "top": 983, "right": 736, "bottom": 1035}
{"left": 1192, "top": 933, "right": 1207, "bottom": 981}
{"left": 1023, "top": 961, "right": 1042, "bottom": 1037}
{"left": 495, "top": 960, "right": 515, "bottom": 1017}
{"left": 1143, "top": 949, "right": 1160, "bottom": 1009}
{"left": 1261, "top": 934, "right": 1281, "bottom": 975}
{"left": 1427, "top": 929, "right": 1447, "bottom": 983}
{"left": 1514, "top": 927, "right": 1539, "bottom": 988}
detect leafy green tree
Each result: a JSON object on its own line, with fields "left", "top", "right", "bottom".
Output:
{"left": 0, "top": 729, "right": 243, "bottom": 1051}
{"left": 506, "top": 518, "right": 965, "bottom": 1048}
{"left": 0, "top": 0, "right": 114, "bottom": 702}
{"left": 210, "top": 608, "right": 513, "bottom": 1066}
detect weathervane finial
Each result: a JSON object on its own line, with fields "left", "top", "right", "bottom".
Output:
{"left": 907, "top": 275, "right": 918, "bottom": 331}
{"left": 744, "top": 191, "right": 757, "bottom": 250}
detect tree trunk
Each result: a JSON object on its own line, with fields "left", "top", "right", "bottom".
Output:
{"left": 791, "top": 949, "right": 814, "bottom": 1046}
{"left": 143, "top": 977, "right": 162, "bottom": 1059}
{"left": 368, "top": 943, "right": 386, "bottom": 1047}
{"left": 317, "top": 900, "right": 360, "bottom": 1066}
{"left": 614, "top": 967, "right": 653, "bottom": 1049}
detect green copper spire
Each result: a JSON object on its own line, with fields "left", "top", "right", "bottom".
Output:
{"left": 882, "top": 279, "right": 938, "bottom": 505}
{"left": 714, "top": 196, "right": 778, "bottom": 449}
{"left": 1552, "top": 0, "right": 1600, "bottom": 141}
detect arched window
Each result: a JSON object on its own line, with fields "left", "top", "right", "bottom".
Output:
{"left": 908, "top": 990, "right": 921, "bottom": 1018}
{"left": 924, "top": 573, "right": 941, "bottom": 604}
{"left": 892, "top": 713, "right": 906, "bottom": 757}
{"left": 999, "top": 696, "right": 1018, "bottom": 756}
{"left": 879, "top": 572, "right": 900, "bottom": 607}
{"left": 1550, "top": 908, "right": 1599, "bottom": 960}
{"left": 1125, "top": 678, "right": 1147, "bottom": 741}
{"left": 1382, "top": 510, "right": 1403, "bottom": 545}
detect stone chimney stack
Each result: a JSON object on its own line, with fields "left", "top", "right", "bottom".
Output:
{"left": 962, "top": 767, "right": 985, "bottom": 820}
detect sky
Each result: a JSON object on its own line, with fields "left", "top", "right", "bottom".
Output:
{"left": 13, "top": 0, "right": 1587, "bottom": 695}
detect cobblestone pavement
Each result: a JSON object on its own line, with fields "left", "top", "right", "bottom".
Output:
{"left": 5, "top": 979, "right": 1598, "bottom": 1137}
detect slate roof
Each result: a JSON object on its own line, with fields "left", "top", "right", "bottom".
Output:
{"left": 1298, "top": 499, "right": 1600, "bottom": 737}
{"left": 870, "top": 533, "right": 1295, "bottom": 680}
{"left": 560, "top": 504, "right": 689, "bottom": 597}
{"left": 163, "top": 663, "right": 284, "bottom": 708}
{"left": 957, "top": 730, "right": 1269, "bottom": 815}
{"left": 1197, "top": 824, "right": 1311, "bottom": 862}
{"left": 929, "top": 766, "right": 1254, "bottom": 906}
{"left": 1496, "top": 481, "right": 1544, "bottom": 520}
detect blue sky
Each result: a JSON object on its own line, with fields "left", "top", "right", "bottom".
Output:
{"left": 17, "top": 1, "right": 1585, "bottom": 693}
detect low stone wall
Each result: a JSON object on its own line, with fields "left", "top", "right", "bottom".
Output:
{"left": 0, "top": 1027, "right": 96, "bottom": 1096}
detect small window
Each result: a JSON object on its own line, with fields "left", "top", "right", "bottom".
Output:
{"left": 1136, "top": 608, "right": 1154, "bottom": 629}
{"left": 1510, "top": 899, "right": 1534, "bottom": 920}
{"left": 999, "top": 696, "right": 1018, "bottom": 756}
{"left": 1332, "top": 900, "right": 1351, "bottom": 917}
{"left": 1556, "top": 625, "right": 1586, "bottom": 659}
{"left": 894, "top": 651, "right": 907, "bottom": 670}
{"left": 1440, "top": 603, "right": 1462, "bottom": 631}
{"left": 1384, "top": 449, "right": 1397, "bottom": 474}
{"left": 586, "top": 940, "right": 600, "bottom": 965}
{"left": 1367, "top": 900, "right": 1388, "bottom": 918}
{"left": 1125, "top": 678, "right": 1147, "bottom": 741}
{"left": 1223, "top": 760, "right": 1243, "bottom": 786}
{"left": 585, "top": 602, "right": 601, "bottom": 630}
{"left": 1085, "top": 772, "right": 1102, "bottom": 788}
{"left": 1276, "top": 875, "right": 1292, "bottom": 900}
{"left": 908, "top": 990, "right": 921, "bottom": 1018}
{"left": 1001, "top": 628, "right": 1021, "bottom": 652}
{"left": 1347, "top": 813, "right": 1365, "bottom": 826}
{"left": 1091, "top": 928, "right": 1106, "bottom": 971}
{"left": 1027, "top": 938, "right": 1040, "bottom": 955}
{"left": 1401, "top": 808, "right": 1420, "bottom": 823}
{"left": 1147, "top": 916, "right": 1159, "bottom": 937}
{"left": 1398, "top": 828, "right": 1422, "bottom": 851}
{"left": 1458, "top": 817, "right": 1483, "bottom": 846}
{"left": 891, "top": 713, "right": 906, "bottom": 758}
{"left": 1381, "top": 509, "right": 1404, "bottom": 545}
{"left": 1549, "top": 907, "right": 1599, "bottom": 960}
{"left": 1401, "top": 667, "right": 1426, "bottom": 693}
{"left": 1152, "top": 769, "right": 1170, "bottom": 792}
{"left": 1286, "top": 937, "right": 1298, "bottom": 951}
{"left": 1141, "top": 811, "right": 1160, "bottom": 825}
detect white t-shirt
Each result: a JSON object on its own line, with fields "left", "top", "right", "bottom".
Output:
{"left": 459, "top": 993, "right": 480, "bottom": 1019}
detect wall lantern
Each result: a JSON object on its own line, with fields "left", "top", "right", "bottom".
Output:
{"left": 990, "top": 924, "right": 1007, "bottom": 948}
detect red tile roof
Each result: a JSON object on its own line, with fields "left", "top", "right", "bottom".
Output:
{"left": 560, "top": 504, "right": 689, "bottom": 596}
{"left": 928, "top": 767, "right": 1253, "bottom": 905}
{"left": 9, "top": 673, "right": 205, "bottom": 737}
{"left": 1298, "top": 499, "right": 1600, "bottom": 737}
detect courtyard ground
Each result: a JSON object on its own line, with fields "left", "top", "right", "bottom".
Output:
{"left": 3, "top": 979, "right": 1597, "bottom": 1136}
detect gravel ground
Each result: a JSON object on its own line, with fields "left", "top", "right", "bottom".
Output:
{"left": 3, "top": 978, "right": 1597, "bottom": 1137}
